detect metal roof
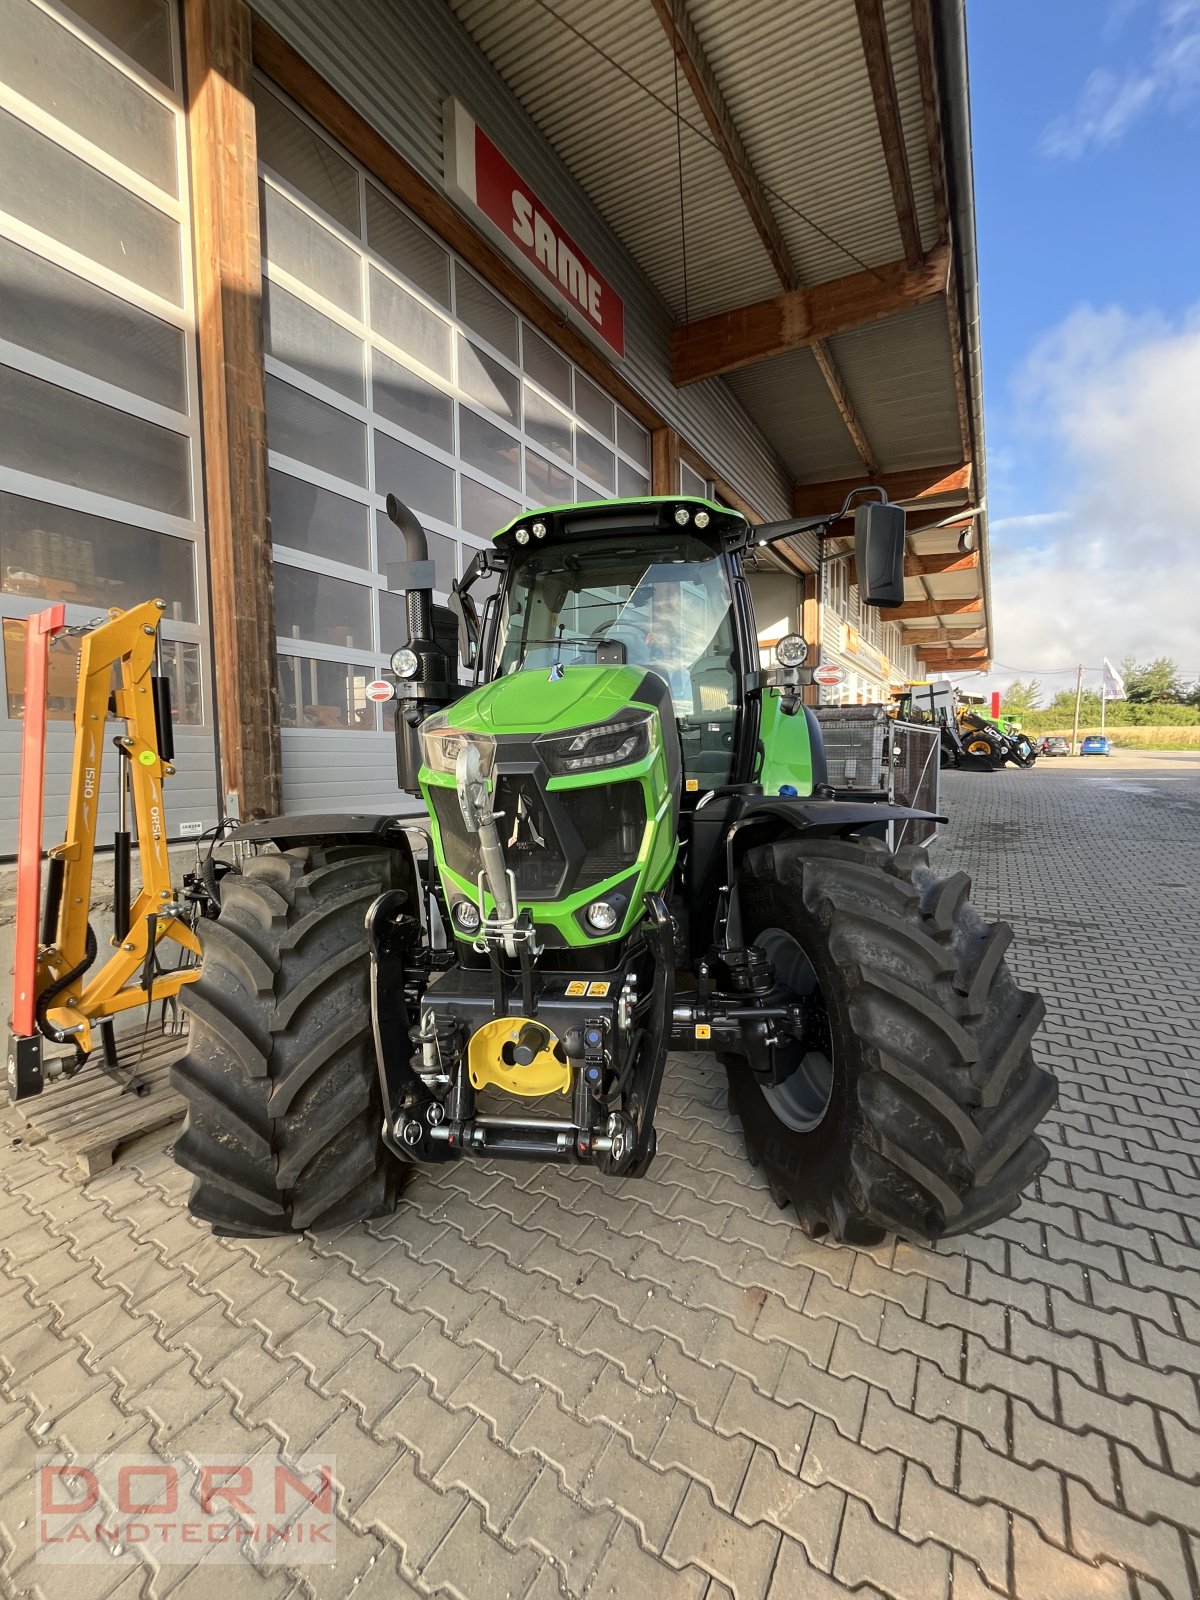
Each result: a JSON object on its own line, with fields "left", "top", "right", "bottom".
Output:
{"left": 444, "top": 0, "right": 990, "bottom": 657}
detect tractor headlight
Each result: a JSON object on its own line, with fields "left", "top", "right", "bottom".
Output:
{"left": 586, "top": 900, "right": 619, "bottom": 933}
{"left": 390, "top": 646, "right": 420, "bottom": 679}
{"left": 453, "top": 899, "right": 481, "bottom": 933}
{"left": 420, "top": 715, "right": 496, "bottom": 777}
{"left": 674, "top": 507, "right": 691, "bottom": 525}
{"left": 694, "top": 510, "right": 710, "bottom": 529}
{"left": 775, "top": 634, "right": 808, "bottom": 668}
{"left": 536, "top": 710, "right": 656, "bottom": 775}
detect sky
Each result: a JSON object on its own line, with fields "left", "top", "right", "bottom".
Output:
{"left": 967, "top": 0, "right": 1200, "bottom": 698}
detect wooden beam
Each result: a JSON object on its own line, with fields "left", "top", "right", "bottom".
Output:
{"left": 185, "top": 0, "right": 281, "bottom": 820}
{"left": 672, "top": 246, "right": 948, "bottom": 385}
{"left": 856, "top": 0, "right": 923, "bottom": 267}
{"left": 905, "top": 550, "right": 979, "bottom": 577}
{"left": 253, "top": 20, "right": 661, "bottom": 434}
{"left": 648, "top": 0, "right": 875, "bottom": 469}
{"left": 811, "top": 341, "right": 878, "bottom": 475}
{"left": 648, "top": 0, "right": 794, "bottom": 292}
{"left": 878, "top": 597, "right": 982, "bottom": 621}
{"left": 897, "top": 627, "right": 984, "bottom": 645}
{"left": 794, "top": 463, "right": 970, "bottom": 517}
{"left": 651, "top": 426, "right": 681, "bottom": 495}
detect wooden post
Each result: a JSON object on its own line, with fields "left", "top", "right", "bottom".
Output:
{"left": 184, "top": 0, "right": 281, "bottom": 819}
{"left": 651, "top": 426, "right": 681, "bottom": 495}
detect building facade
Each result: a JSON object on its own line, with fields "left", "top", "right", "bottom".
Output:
{"left": 0, "top": 0, "right": 987, "bottom": 851}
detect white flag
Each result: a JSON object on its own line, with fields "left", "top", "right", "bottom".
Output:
{"left": 1102, "top": 658, "right": 1126, "bottom": 700}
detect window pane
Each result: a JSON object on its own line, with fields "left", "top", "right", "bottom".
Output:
{"left": 253, "top": 83, "right": 359, "bottom": 235}
{"left": 576, "top": 429, "right": 615, "bottom": 491}
{"left": 373, "top": 433, "right": 454, "bottom": 524}
{"left": 0, "top": 0, "right": 177, "bottom": 194}
{"left": 455, "top": 267, "right": 517, "bottom": 360}
{"left": 265, "top": 374, "right": 366, "bottom": 486}
{"left": 522, "top": 325, "right": 571, "bottom": 404}
{"left": 524, "top": 385, "right": 571, "bottom": 465}
{"left": 264, "top": 279, "right": 363, "bottom": 402}
{"left": 525, "top": 449, "right": 573, "bottom": 508}
{"left": 376, "top": 513, "right": 455, "bottom": 594}
{"left": 458, "top": 336, "right": 518, "bottom": 425}
{"left": 460, "top": 477, "right": 519, "bottom": 540}
{"left": 365, "top": 183, "right": 449, "bottom": 308}
{"left": 269, "top": 470, "right": 369, "bottom": 567}
{"left": 369, "top": 266, "right": 451, "bottom": 378}
{"left": 0, "top": 108, "right": 181, "bottom": 302}
{"left": 0, "top": 491, "right": 196, "bottom": 619}
{"left": 680, "top": 461, "right": 707, "bottom": 497}
{"left": 617, "top": 459, "right": 649, "bottom": 498}
{"left": 159, "top": 638, "right": 202, "bottom": 726}
{"left": 372, "top": 349, "right": 452, "bottom": 452}
{"left": 274, "top": 562, "right": 372, "bottom": 650}
{"left": 0, "top": 363, "right": 190, "bottom": 516}
{"left": 0, "top": 235, "right": 186, "bottom": 412}
{"left": 277, "top": 653, "right": 377, "bottom": 730}
{"left": 574, "top": 372, "right": 614, "bottom": 440}
{"left": 460, "top": 408, "right": 520, "bottom": 490}
{"left": 58, "top": 0, "right": 173, "bottom": 89}
{"left": 617, "top": 410, "right": 650, "bottom": 468}
{"left": 261, "top": 183, "right": 361, "bottom": 316}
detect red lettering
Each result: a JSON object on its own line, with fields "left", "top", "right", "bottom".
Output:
{"left": 119, "top": 1464, "right": 177, "bottom": 1515}
{"left": 275, "top": 1464, "right": 333, "bottom": 1514}
{"left": 40, "top": 1465, "right": 98, "bottom": 1513}
{"left": 199, "top": 1465, "right": 253, "bottom": 1517}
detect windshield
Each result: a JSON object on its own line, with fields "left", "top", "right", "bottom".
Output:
{"left": 493, "top": 532, "right": 740, "bottom": 788}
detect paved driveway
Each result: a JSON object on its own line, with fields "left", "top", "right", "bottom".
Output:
{"left": 2, "top": 752, "right": 1199, "bottom": 1598}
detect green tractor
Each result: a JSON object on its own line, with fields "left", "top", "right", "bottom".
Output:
{"left": 172, "top": 492, "right": 1054, "bottom": 1245}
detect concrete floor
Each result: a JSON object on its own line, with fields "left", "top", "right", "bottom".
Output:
{"left": 2, "top": 749, "right": 1198, "bottom": 1599}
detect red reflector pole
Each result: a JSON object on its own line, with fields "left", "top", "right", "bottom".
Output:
{"left": 12, "top": 605, "right": 65, "bottom": 1038}
{"left": 991, "top": 691, "right": 1001, "bottom": 720}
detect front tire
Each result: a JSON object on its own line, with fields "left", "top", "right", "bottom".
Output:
{"left": 172, "top": 845, "right": 406, "bottom": 1236}
{"left": 725, "top": 837, "right": 1054, "bottom": 1244}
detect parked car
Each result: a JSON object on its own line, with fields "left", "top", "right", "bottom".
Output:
{"left": 1080, "top": 735, "right": 1113, "bottom": 756}
{"left": 1041, "top": 736, "right": 1070, "bottom": 757}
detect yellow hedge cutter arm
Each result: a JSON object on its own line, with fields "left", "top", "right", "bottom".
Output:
{"left": 8, "top": 600, "right": 201, "bottom": 1100}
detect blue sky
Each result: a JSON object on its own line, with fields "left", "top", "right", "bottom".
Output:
{"left": 966, "top": 0, "right": 1200, "bottom": 689}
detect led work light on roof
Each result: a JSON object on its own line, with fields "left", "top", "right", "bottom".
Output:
{"left": 390, "top": 646, "right": 420, "bottom": 679}
{"left": 532, "top": 521, "right": 547, "bottom": 539}
{"left": 674, "top": 507, "right": 690, "bottom": 525}
{"left": 694, "top": 510, "right": 710, "bottom": 529}
{"left": 515, "top": 527, "right": 530, "bottom": 545}
{"left": 775, "top": 634, "right": 809, "bottom": 668}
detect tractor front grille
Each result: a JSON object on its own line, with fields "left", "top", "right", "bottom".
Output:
{"left": 428, "top": 774, "right": 646, "bottom": 900}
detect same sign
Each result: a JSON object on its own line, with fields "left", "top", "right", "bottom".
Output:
{"left": 444, "top": 98, "right": 626, "bottom": 360}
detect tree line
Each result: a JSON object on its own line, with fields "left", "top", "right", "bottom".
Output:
{"left": 1000, "top": 657, "right": 1200, "bottom": 730}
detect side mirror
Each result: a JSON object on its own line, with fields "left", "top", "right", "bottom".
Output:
{"left": 448, "top": 577, "right": 480, "bottom": 668}
{"left": 854, "top": 501, "right": 906, "bottom": 608}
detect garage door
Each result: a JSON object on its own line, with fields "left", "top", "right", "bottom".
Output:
{"left": 254, "top": 76, "right": 653, "bottom": 813}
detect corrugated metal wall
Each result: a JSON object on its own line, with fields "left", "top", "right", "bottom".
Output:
{"left": 250, "top": 0, "right": 795, "bottom": 523}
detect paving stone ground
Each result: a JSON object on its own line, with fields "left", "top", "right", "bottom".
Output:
{"left": 2, "top": 749, "right": 1198, "bottom": 1600}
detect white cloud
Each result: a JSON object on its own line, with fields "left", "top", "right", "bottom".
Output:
{"left": 1040, "top": 0, "right": 1200, "bottom": 157}
{"left": 986, "top": 303, "right": 1200, "bottom": 692}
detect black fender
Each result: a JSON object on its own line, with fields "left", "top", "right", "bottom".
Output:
{"left": 739, "top": 797, "right": 946, "bottom": 839}
{"left": 227, "top": 812, "right": 423, "bottom": 852}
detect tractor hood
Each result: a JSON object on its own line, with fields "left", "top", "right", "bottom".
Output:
{"left": 445, "top": 664, "right": 663, "bottom": 739}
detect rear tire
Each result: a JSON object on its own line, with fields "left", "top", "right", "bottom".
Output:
{"left": 725, "top": 837, "right": 1054, "bottom": 1244}
{"left": 172, "top": 844, "right": 406, "bottom": 1236}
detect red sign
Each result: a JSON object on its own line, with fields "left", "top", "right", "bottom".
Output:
{"left": 365, "top": 679, "right": 395, "bottom": 703}
{"left": 813, "top": 665, "right": 846, "bottom": 687}
{"left": 445, "top": 100, "right": 626, "bottom": 359}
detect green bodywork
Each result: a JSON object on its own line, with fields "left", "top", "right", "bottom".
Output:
{"left": 419, "top": 493, "right": 819, "bottom": 948}
{"left": 758, "top": 693, "right": 816, "bottom": 796}
{"left": 420, "top": 666, "right": 678, "bottom": 948}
